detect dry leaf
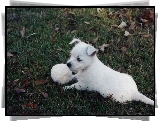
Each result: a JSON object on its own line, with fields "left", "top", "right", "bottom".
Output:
{"left": 71, "top": 30, "right": 77, "bottom": 34}
{"left": 111, "top": 25, "right": 118, "bottom": 28}
{"left": 13, "top": 79, "right": 20, "bottom": 85}
{"left": 121, "top": 47, "right": 127, "bottom": 52}
{"left": 55, "top": 28, "right": 59, "bottom": 33}
{"left": 118, "top": 67, "right": 125, "bottom": 72}
{"left": 93, "top": 37, "right": 98, "bottom": 43}
{"left": 97, "top": 8, "right": 103, "bottom": 13}
{"left": 15, "top": 88, "right": 25, "bottom": 93}
{"left": 68, "top": 11, "right": 75, "bottom": 15}
{"left": 7, "top": 52, "right": 13, "bottom": 57}
{"left": 141, "top": 34, "right": 151, "bottom": 38}
{"left": 118, "top": 21, "right": 127, "bottom": 29}
{"left": 20, "top": 26, "right": 25, "bottom": 38}
{"left": 129, "top": 22, "right": 136, "bottom": 30}
{"left": 99, "top": 43, "right": 110, "bottom": 52}
{"left": 124, "top": 31, "right": 131, "bottom": 36}
{"left": 21, "top": 105, "right": 25, "bottom": 110}
{"left": 84, "top": 21, "right": 90, "bottom": 24}
{"left": 140, "top": 18, "right": 149, "bottom": 23}
{"left": 7, "top": 28, "right": 13, "bottom": 34}
{"left": 33, "top": 79, "right": 48, "bottom": 85}
{"left": 41, "top": 92, "right": 48, "bottom": 98}
{"left": 27, "top": 102, "right": 37, "bottom": 109}
{"left": 50, "top": 36, "right": 56, "bottom": 43}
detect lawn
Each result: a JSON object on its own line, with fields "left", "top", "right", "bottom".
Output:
{"left": 6, "top": 7, "right": 155, "bottom": 115}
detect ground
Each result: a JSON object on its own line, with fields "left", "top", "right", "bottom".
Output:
{"left": 7, "top": 7, "right": 155, "bottom": 115}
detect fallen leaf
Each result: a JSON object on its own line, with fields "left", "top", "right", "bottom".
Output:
{"left": 27, "top": 33, "right": 37, "bottom": 38}
{"left": 90, "top": 14, "right": 101, "bottom": 19}
{"left": 71, "top": 30, "right": 77, "bottom": 34}
{"left": 22, "top": 80, "right": 31, "bottom": 88}
{"left": 111, "top": 25, "right": 118, "bottom": 28}
{"left": 103, "top": 44, "right": 110, "bottom": 48}
{"left": 20, "top": 26, "right": 25, "bottom": 38}
{"left": 97, "top": 8, "right": 103, "bottom": 13}
{"left": 50, "top": 36, "right": 56, "bottom": 43}
{"left": 118, "top": 67, "right": 125, "bottom": 72}
{"left": 21, "top": 105, "right": 25, "bottom": 110}
{"left": 68, "top": 11, "right": 75, "bottom": 15}
{"left": 93, "top": 37, "right": 98, "bottom": 43}
{"left": 141, "top": 34, "right": 151, "bottom": 38}
{"left": 124, "top": 31, "right": 131, "bottom": 36}
{"left": 15, "top": 88, "right": 25, "bottom": 93}
{"left": 33, "top": 79, "right": 48, "bottom": 85}
{"left": 7, "top": 52, "right": 18, "bottom": 57}
{"left": 118, "top": 21, "right": 127, "bottom": 29}
{"left": 129, "top": 22, "right": 136, "bottom": 30}
{"left": 7, "top": 28, "right": 13, "bottom": 34}
{"left": 41, "top": 92, "right": 48, "bottom": 98}
{"left": 84, "top": 21, "right": 90, "bottom": 24}
{"left": 121, "top": 47, "right": 127, "bottom": 52}
{"left": 13, "top": 79, "right": 20, "bottom": 85}
{"left": 55, "top": 28, "right": 59, "bottom": 33}
{"left": 140, "top": 18, "right": 149, "bottom": 23}
{"left": 27, "top": 102, "right": 37, "bottom": 109}
{"left": 7, "top": 52, "right": 13, "bottom": 57}
{"left": 99, "top": 43, "right": 110, "bottom": 52}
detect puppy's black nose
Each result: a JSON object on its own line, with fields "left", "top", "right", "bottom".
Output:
{"left": 67, "top": 62, "right": 71, "bottom": 68}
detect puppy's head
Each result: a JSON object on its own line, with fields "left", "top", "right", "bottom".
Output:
{"left": 67, "top": 38, "right": 97, "bottom": 73}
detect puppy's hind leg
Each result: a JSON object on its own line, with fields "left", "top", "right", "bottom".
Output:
{"left": 133, "top": 92, "right": 154, "bottom": 106}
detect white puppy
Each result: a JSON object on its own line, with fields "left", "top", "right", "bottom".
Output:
{"left": 64, "top": 38, "right": 154, "bottom": 106}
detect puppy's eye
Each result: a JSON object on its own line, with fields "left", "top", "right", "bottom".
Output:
{"left": 77, "top": 57, "right": 82, "bottom": 62}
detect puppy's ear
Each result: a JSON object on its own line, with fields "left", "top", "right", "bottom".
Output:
{"left": 69, "top": 38, "right": 81, "bottom": 45}
{"left": 86, "top": 45, "right": 97, "bottom": 56}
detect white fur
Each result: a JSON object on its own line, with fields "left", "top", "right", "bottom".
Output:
{"left": 64, "top": 39, "right": 154, "bottom": 106}
{"left": 51, "top": 64, "right": 73, "bottom": 85}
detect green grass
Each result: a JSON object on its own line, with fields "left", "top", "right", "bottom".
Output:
{"left": 7, "top": 7, "right": 154, "bottom": 115}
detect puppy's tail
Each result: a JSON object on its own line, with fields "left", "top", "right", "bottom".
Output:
{"left": 133, "top": 92, "right": 154, "bottom": 106}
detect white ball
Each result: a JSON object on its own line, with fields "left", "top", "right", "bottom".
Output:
{"left": 51, "top": 64, "right": 72, "bottom": 85}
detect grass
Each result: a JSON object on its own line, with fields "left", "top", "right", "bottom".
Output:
{"left": 6, "top": 7, "right": 155, "bottom": 115}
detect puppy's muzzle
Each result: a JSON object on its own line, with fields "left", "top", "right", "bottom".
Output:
{"left": 67, "top": 62, "right": 72, "bottom": 68}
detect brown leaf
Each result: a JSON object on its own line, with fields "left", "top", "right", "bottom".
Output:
{"left": 111, "top": 25, "right": 118, "bottom": 28}
{"left": 41, "top": 92, "right": 48, "bottom": 98}
{"left": 121, "top": 47, "right": 127, "bottom": 52}
{"left": 124, "top": 31, "right": 131, "bottom": 36}
{"left": 71, "top": 30, "right": 77, "bottom": 34}
{"left": 68, "top": 11, "right": 75, "bottom": 15}
{"left": 118, "top": 21, "right": 127, "bottom": 29}
{"left": 15, "top": 88, "right": 25, "bottom": 93}
{"left": 13, "top": 79, "right": 20, "bottom": 85}
{"left": 118, "top": 67, "right": 125, "bottom": 72}
{"left": 7, "top": 52, "right": 18, "bottom": 57}
{"left": 129, "top": 22, "right": 136, "bottom": 30}
{"left": 27, "top": 102, "right": 37, "bottom": 109}
{"left": 20, "top": 26, "right": 25, "bottom": 38}
{"left": 84, "top": 21, "right": 90, "bottom": 24}
{"left": 140, "top": 18, "right": 149, "bottom": 23}
{"left": 50, "top": 36, "right": 56, "bottom": 43}
{"left": 7, "top": 52, "right": 13, "bottom": 57}
{"left": 93, "top": 37, "right": 98, "bottom": 43}
{"left": 7, "top": 28, "right": 13, "bottom": 34}
{"left": 22, "top": 80, "right": 31, "bottom": 88}
{"left": 21, "top": 105, "right": 25, "bottom": 110}
{"left": 33, "top": 79, "right": 48, "bottom": 85}
{"left": 99, "top": 43, "right": 110, "bottom": 52}
{"left": 141, "top": 34, "right": 151, "bottom": 38}
{"left": 55, "top": 28, "right": 59, "bottom": 33}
